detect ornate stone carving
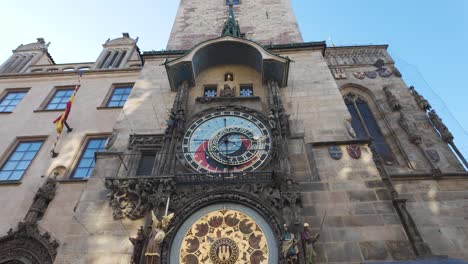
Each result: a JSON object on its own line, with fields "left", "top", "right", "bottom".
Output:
{"left": 331, "top": 67, "right": 347, "bottom": 79}
{"left": 325, "top": 47, "right": 390, "bottom": 67}
{"left": 383, "top": 86, "right": 402, "bottom": 111}
{"left": 0, "top": 222, "right": 59, "bottom": 264}
{"left": 105, "top": 177, "right": 175, "bottom": 220}
{"left": 399, "top": 113, "right": 422, "bottom": 145}
{"left": 128, "top": 134, "right": 164, "bottom": 148}
{"left": 105, "top": 130, "right": 118, "bottom": 149}
{"left": 428, "top": 110, "right": 454, "bottom": 143}
{"left": 0, "top": 178, "right": 59, "bottom": 263}
{"left": 408, "top": 86, "right": 431, "bottom": 112}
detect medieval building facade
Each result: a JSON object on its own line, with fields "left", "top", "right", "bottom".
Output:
{"left": 0, "top": 0, "right": 467, "bottom": 263}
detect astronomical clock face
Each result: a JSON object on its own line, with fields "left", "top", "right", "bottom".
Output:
{"left": 182, "top": 111, "right": 272, "bottom": 173}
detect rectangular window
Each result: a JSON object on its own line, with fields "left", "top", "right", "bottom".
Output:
{"left": 107, "top": 86, "right": 132, "bottom": 107}
{"left": 136, "top": 153, "right": 156, "bottom": 176}
{"left": 0, "top": 141, "right": 43, "bottom": 181}
{"left": 72, "top": 138, "right": 107, "bottom": 179}
{"left": 204, "top": 86, "right": 217, "bottom": 97}
{"left": 46, "top": 89, "right": 74, "bottom": 110}
{"left": 0, "top": 91, "right": 27, "bottom": 112}
{"left": 240, "top": 85, "right": 254, "bottom": 97}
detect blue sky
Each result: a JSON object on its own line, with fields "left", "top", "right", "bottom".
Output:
{"left": 0, "top": 0, "right": 466, "bottom": 159}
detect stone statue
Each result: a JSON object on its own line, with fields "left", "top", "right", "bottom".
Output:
{"left": 220, "top": 84, "right": 235, "bottom": 97}
{"left": 383, "top": 86, "right": 402, "bottom": 111}
{"left": 344, "top": 118, "right": 356, "bottom": 139}
{"left": 145, "top": 211, "right": 174, "bottom": 264}
{"left": 428, "top": 110, "right": 454, "bottom": 143}
{"left": 301, "top": 223, "right": 320, "bottom": 264}
{"left": 409, "top": 86, "right": 431, "bottom": 111}
{"left": 282, "top": 224, "right": 299, "bottom": 264}
{"left": 268, "top": 110, "right": 277, "bottom": 131}
{"left": 278, "top": 108, "right": 290, "bottom": 136}
{"left": 130, "top": 226, "right": 145, "bottom": 264}
{"left": 399, "top": 112, "right": 422, "bottom": 145}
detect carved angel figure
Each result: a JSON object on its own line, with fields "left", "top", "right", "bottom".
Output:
{"left": 145, "top": 211, "right": 174, "bottom": 264}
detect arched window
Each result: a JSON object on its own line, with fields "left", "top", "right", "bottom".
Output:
{"left": 114, "top": 50, "right": 127, "bottom": 68}
{"left": 99, "top": 51, "right": 112, "bottom": 68}
{"left": 107, "top": 51, "right": 120, "bottom": 69}
{"left": 344, "top": 93, "right": 395, "bottom": 165}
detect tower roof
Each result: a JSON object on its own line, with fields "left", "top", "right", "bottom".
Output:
{"left": 222, "top": 1, "right": 241, "bottom": 37}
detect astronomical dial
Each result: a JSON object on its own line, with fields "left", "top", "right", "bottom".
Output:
{"left": 182, "top": 111, "right": 272, "bottom": 173}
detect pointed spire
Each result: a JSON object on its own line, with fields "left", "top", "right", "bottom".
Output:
{"left": 222, "top": 0, "right": 241, "bottom": 37}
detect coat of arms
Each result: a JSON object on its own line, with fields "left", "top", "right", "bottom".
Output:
{"left": 328, "top": 145, "right": 343, "bottom": 160}
{"left": 377, "top": 68, "right": 393, "bottom": 78}
{"left": 365, "top": 71, "right": 377, "bottom": 79}
{"left": 346, "top": 145, "right": 362, "bottom": 159}
{"left": 426, "top": 149, "right": 440, "bottom": 163}
{"left": 353, "top": 72, "right": 365, "bottom": 80}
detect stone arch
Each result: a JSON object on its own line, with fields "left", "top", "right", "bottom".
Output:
{"left": 162, "top": 190, "right": 283, "bottom": 263}
{"left": 0, "top": 223, "right": 58, "bottom": 264}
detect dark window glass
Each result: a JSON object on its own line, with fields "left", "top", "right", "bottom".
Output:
{"left": 346, "top": 97, "right": 395, "bottom": 164}
{"left": 115, "top": 50, "right": 127, "bottom": 68}
{"left": 0, "top": 91, "right": 27, "bottom": 112}
{"left": 226, "top": 0, "right": 240, "bottom": 4}
{"left": 240, "top": 85, "right": 253, "bottom": 97}
{"left": 46, "top": 89, "right": 74, "bottom": 110}
{"left": 72, "top": 138, "right": 107, "bottom": 179}
{"left": 107, "top": 51, "right": 120, "bottom": 69}
{"left": 345, "top": 101, "right": 367, "bottom": 139}
{"left": 0, "top": 141, "right": 43, "bottom": 181}
{"left": 137, "top": 153, "right": 156, "bottom": 176}
{"left": 204, "top": 86, "right": 217, "bottom": 97}
{"left": 99, "top": 51, "right": 112, "bottom": 68}
{"left": 107, "top": 87, "right": 132, "bottom": 107}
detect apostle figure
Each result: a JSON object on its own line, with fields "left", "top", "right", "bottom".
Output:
{"left": 301, "top": 223, "right": 320, "bottom": 264}
{"left": 145, "top": 211, "right": 174, "bottom": 264}
{"left": 221, "top": 84, "right": 235, "bottom": 97}
{"left": 281, "top": 224, "right": 299, "bottom": 263}
{"left": 129, "top": 226, "right": 145, "bottom": 264}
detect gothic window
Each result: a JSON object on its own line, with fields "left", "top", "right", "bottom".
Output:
{"left": 240, "top": 85, "right": 253, "bottom": 97}
{"left": 99, "top": 51, "right": 112, "bottom": 68}
{"left": 114, "top": 50, "right": 127, "bottom": 68}
{"left": 204, "top": 86, "right": 217, "bottom": 97}
{"left": 72, "top": 137, "right": 107, "bottom": 179}
{"left": 107, "top": 51, "right": 120, "bottom": 69}
{"left": 107, "top": 86, "right": 132, "bottom": 107}
{"left": 226, "top": 0, "right": 240, "bottom": 5}
{"left": 344, "top": 94, "right": 395, "bottom": 164}
{"left": 0, "top": 140, "right": 43, "bottom": 181}
{"left": 0, "top": 90, "right": 27, "bottom": 112}
{"left": 136, "top": 152, "right": 156, "bottom": 176}
{"left": 46, "top": 88, "right": 74, "bottom": 110}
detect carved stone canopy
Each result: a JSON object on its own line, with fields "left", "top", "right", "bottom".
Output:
{"left": 164, "top": 36, "right": 290, "bottom": 91}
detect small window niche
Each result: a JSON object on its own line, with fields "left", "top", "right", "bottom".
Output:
{"left": 224, "top": 72, "right": 234, "bottom": 82}
{"left": 204, "top": 86, "right": 218, "bottom": 97}
{"left": 240, "top": 85, "right": 254, "bottom": 97}
{"left": 136, "top": 152, "right": 156, "bottom": 176}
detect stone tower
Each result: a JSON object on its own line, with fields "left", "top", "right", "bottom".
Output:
{"left": 167, "top": 0, "right": 303, "bottom": 50}
{"left": 0, "top": 0, "right": 467, "bottom": 263}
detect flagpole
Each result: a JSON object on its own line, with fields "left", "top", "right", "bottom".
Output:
{"left": 51, "top": 71, "right": 83, "bottom": 157}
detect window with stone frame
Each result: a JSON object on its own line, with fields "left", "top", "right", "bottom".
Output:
{"left": 46, "top": 88, "right": 74, "bottom": 110}
{"left": 239, "top": 85, "right": 254, "bottom": 97}
{"left": 204, "top": 86, "right": 218, "bottom": 97}
{"left": 344, "top": 93, "right": 395, "bottom": 165}
{"left": 0, "top": 140, "right": 44, "bottom": 181}
{"left": 72, "top": 137, "right": 107, "bottom": 179}
{"left": 0, "top": 90, "right": 28, "bottom": 112}
{"left": 107, "top": 86, "right": 132, "bottom": 107}
{"left": 136, "top": 152, "right": 156, "bottom": 176}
